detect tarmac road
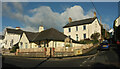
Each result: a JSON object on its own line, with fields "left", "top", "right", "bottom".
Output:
{"left": 2, "top": 45, "right": 120, "bottom": 69}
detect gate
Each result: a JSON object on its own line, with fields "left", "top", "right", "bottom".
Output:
{"left": 45, "top": 47, "right": 54, "bottom": 57}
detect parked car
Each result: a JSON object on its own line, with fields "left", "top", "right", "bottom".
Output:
{"left": 117, "top": 40, "right": 120, "bottom": 45}
{"left": 98, "top": 40, "right": 110, "bottom": 51}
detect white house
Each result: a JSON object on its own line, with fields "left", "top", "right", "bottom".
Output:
{"left": 113, "top": 16, "right": 120, "bottom": 41}
{"left": 63, "top": 16, "right": 101, "bottom": 41}
{"left": 0, "top": 35, "right": 4, "bottom": 48}
{"left": 3, "top": 27, "right": 23, "bottom": 49}
{"left": 19, "top": 27, "right": 80, "bottom": 49}
{"left": 114, "top": 16, "right": 120, "bottom": 27}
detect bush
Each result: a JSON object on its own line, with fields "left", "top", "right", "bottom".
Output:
{"left": 93, "top": 40, "right": 99, "bottom": 44}
{"left": 91, "top": 33, "right": 100, "bottom": 40}
{"left": 65, "top": 44, "right": 70, "bottom": 47}
{"left": 79, "top": 40, "right": 93, "bottom": 44}
{"left": 79, "top": 40, "right": 87, "bottom": 44}
{"left": 10, "top": 46, "right": 19, "bottom": 53}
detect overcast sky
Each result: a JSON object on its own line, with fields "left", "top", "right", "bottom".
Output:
{"left": 2, "top": 2, "right": 118, "bottom": 32}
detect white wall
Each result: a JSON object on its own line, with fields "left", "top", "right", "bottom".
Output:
{"left": 49, "top": 41, "right": 64, "bottom": 48}
{"left": 88, "top": 19, "right": 101, "bottom": 39}
{"left": 115, "top": 17, "right": 120, "bottom": 27}
{"left": 64, "top": 18, "right": 101, "bottom": 41}
{"left": 3, "top": 32, "right": 21, "bottom": 49}
{"left": 19, "top": 33, "right": 30, "bottom": 49}
{"left": 0, "top": 39, "right": 2, "bottom": 48}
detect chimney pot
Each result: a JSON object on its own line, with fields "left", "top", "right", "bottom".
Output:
{"left": 39, "top": 25, "right": 44, "bottom": 32}
{"left": 16, "top": 27, "right": 20, "bottom": 30}
{"left": 69, "top": 17, "right": 72, "bottom": 23}
{"left": 94, "top": 12, "right": 96, "bottom": 17}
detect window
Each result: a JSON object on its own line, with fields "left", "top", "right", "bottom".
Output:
{"left": 83, "top": 25, "right": 86, "bottom": 30}
{"left": 95, "top": 23, "right": 97, "bottom": 28}
{"left": 76, "top": 34, "right": 78, "bottom": 41}
{"left": 83, "top": 34, "right": 86, "bottom": 39}
{"left": 76, "top": 26, "right": 78, "bottom": 31}
{"left": 5, "top": 40, "right": 7, "bottom": 45}
{"left": 69, "top": 35, "right": 71, "bottom": 38}
{"left": 68, "top": 28, "right": 71, "bottom": 32}
{"left": 10, "top": 39, "right": 13, "bottom": 46}
{"left": 25, "top": 43, "right": 28, "bottom": 49}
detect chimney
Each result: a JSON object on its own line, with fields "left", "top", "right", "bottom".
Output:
{"left": 94, "top": 12, "right": 96, "bottom": 17}
{"left": 39, "top": 25, "right": 44, "bottom": 32}
{"left": 16, "top": 27, "right": 20, "bottom": 30}
{"left": 69, "top": 17, "right": 72, "bottom": 23}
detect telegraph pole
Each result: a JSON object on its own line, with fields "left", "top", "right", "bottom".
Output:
{"left": 105, "top": 24, "right": 107, "bottom": 38}
{"left": 100, "top": 16, "right": 102, "bottom": 39}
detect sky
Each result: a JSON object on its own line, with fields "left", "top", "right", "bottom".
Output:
{"left": 2, "top": 2, "right": 119, "bottom": 33}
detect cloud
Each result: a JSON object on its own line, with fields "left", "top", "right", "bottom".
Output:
{"left": 12, "top": 2, "right": 23, "bottom": 13}
{"left": 23, "top": 5, "right": 94, "bottom": 31}
{"left": 2, "top": 3, "right": 95, "bottom": 32}
{"left": 2, "top": 3, "right": 24, "bottom": 22}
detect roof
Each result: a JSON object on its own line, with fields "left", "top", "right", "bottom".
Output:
{"left": 63, "top": 17, "right": 97, "bottom": 28}
{"left": 6, "top": 28, "right": 23, "bottom": 34}
{"left": 24, "top": 31, "right": 39, "bottom": 42}
{"left": 32, "top": 28, "right": 79, "bottom": 43}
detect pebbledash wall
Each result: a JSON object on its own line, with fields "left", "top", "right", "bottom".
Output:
{"left": 64, "top": 19, "right": 101, "bottom": 41}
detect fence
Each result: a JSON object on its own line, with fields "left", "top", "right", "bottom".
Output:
{"left": 17, "top": 44, "right": 93, "bottom": 57}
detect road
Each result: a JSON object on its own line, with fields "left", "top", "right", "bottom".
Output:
{"left": 2, "top": 45, "right": 120, "bottom": 69}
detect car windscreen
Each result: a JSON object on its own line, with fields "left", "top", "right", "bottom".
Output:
{"left": 102, "top": 41, "right": 108, "bottom": 44}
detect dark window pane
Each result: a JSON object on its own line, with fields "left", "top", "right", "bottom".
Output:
{"left": 68, "top": 28, "right": 71, "bottom": 32}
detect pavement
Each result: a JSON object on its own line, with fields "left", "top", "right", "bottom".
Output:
{"left": 2, "top": 44, "right": 120, "bottom": 69}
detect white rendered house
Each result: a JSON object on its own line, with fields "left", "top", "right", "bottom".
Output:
{"left": 63, "top": 16, "right": 101, "bottom": 41}
{"left": 3, "top": 27, "right": 23, "bottom": 49}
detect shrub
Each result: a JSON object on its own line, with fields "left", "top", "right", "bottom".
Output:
{"left": 10, "top": 46, "right": 19, "bottom": 53}
{"left": 65, "top": 44, "right": 70, "bottom": 47}
{"left": 93, "top": 40, "right": 99, "bottom": 44}
{"left": 79, "top": 40, "right": 93, "bottom": 44}
{"left": 91, "top": 33, "right": 100, "bottom": 40}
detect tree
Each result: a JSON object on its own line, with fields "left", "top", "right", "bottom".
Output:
{"left": 91, "top": 33, "right": 100, "bottom": 40}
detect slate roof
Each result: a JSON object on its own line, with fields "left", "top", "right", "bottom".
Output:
{"left": 24, "top": 31, "right": 39, "bottom": 42}
{"left": 32, "top": 28, "right": 79, "bottom": 43}
{"left": 5, "top": 28, "right": 79, "bottom": 43}
{"left": 6, "top": 28, "right": 23, "bottom": 34}
{"left": 63, "top": 17, "right": 97, "bottom": 28}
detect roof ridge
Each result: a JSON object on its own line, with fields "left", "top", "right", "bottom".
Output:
{"left": 71, "top": 17, "right": 97, "bottom": 23}
{"left": 63, "top": 17, "right": 97, "bottom": 28}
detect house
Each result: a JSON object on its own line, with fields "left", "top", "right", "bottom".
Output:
{"left": 113, "top": 16, "right": 120, "bottom": 42}
{"left": 108, "top": 28, "right": 114, "bottom": 38}
{"left": 0, "top": 35, "right": 4, "bottom": 48}
{"left": 63, "top": 13, "right": 101, "bottom": 41}
{"left": 3, "top": 27, "right": 23, "bottom": 49}
{"left": 19, "top": 27, "right": 80, "bottom": 49}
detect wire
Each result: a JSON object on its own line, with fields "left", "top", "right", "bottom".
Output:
{"left": 90, "top": 0, "right": 101, "bottom": 17}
